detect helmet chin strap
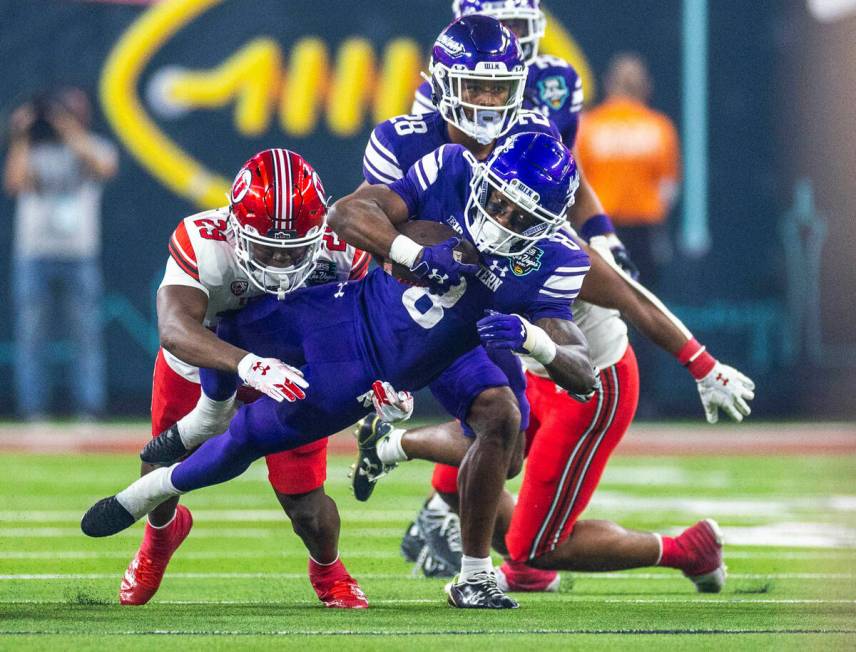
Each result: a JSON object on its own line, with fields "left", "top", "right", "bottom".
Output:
{"left": 276, "top": 279, "right": 288, "bottom": 301}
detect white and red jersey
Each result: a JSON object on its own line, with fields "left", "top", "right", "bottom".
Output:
{"left": 159, "top": 207, "right": 369, "bottom": 381}
{"left": 522, "top": 299, "right": 629, "bottom": 379}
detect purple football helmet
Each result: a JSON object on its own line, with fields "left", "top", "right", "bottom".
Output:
{"left": 429, "top": 15, "right": 527, "bottom": 145}
{"left": 452, "top": 0, "right": 546, "bottom": 64}
{"left": 465, "top": 131, "right": 579, "bottom": 256}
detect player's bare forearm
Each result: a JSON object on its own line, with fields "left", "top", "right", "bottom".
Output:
{"left": 536, "top": 317, "right": 597, "bottom": 394}
{"left": 157, "top": 285, "right": 248, "bottom": 373}
{"left": 579, "top": 245, "right": 689, "bottom": 355}
{"left": 328, "top": 184, "right": 410, "bottom": 258}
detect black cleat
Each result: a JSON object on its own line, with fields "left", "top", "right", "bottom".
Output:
{"left": 400, "top": 520, "right": 424, "bottom": 563}
{"left": 445, "top": 571, "right": 519, "bottom": 609}
{"left": 416, "top": 503, "right": 462, "bottom": 578}
{"left": 81, "top": 496, "right": 137, "bottom": 537}
{"left": 350, "top": 415, "right": 397, "bottom": 502}
{"left": 140, "top": 424, "right": 188, "bottom": 466}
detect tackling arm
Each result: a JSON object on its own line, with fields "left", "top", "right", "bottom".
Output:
{"left": 157, "top": 285, "right": 248, "bottom": 373}
{"left": 579, "top": 241, "right": 755, "bottom": 422}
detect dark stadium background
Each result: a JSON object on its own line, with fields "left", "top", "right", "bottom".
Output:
{"left": 0, "top": 0, "right": 853, "bottom": 419}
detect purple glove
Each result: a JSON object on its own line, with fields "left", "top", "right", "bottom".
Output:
{"left": 410, "top": 236, "right": 479, "bottom": 294}
{"left": 477, "top": 310, "right": 527, "bottom": 352}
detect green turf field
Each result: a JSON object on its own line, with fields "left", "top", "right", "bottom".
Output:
{"left": 1, "top": 448, "right": 854, "bottom": 650}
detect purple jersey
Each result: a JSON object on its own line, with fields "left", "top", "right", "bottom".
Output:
{"left": 362, "top": 108, "right": 559, "bottom": 186}
{"left": 174, "top": 144, "right": 589, "bottom": 492}
{"left": 412, "top": 54, "right": 582, "bottom": 149}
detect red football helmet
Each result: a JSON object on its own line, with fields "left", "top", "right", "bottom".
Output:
{"left": 228, "top": 148, "right": 329, "bottom": 298}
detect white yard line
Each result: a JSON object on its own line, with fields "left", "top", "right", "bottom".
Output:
{"left": 5, "top": 493, "right": 855, "bottom": 523}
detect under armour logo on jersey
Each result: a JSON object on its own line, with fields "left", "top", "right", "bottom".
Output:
{"left": 334, "top": 282, "right": 346, "bottom": 299}
{"left": 428, "top": 269, "right": 449, "bottom": 284}
{"left": 489, "top": 259, "right": 508, "bottom": 278}
{"left": 252, "top": 362, "right": 271, "bottom": 376}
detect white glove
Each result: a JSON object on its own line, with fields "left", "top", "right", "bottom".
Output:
{"left": 696, "top": 362, "right": 755, "bottom": 423}
{"left": 237, "top": 353, "right": 308, "bottom": 403}
{"left": 365, "top": 380, "right": 414, "bottom": 423}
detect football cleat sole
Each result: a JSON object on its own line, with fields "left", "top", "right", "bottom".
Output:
{"left": 140, "top": 424, "right": 188, "bottom": 466}
{"left": 351, "top": 416, "right": 396, "bottom": 502}
{"left": 81, "top": 496, "right": 137, "bottom": 537}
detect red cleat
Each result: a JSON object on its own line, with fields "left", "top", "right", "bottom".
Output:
{"left": 119, "top": 505, "right": 193, "bottom": 605}
{"left": 673, "top": 518, "right": 726, "bottom": 593}
{"left": 309, "top": 558, "right": 369, "bottom": 609}
{"left": 496, "top": 560, "right": 560, "bottom": 592}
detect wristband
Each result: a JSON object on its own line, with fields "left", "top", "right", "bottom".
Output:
{"left": 676, "top": 338, "right": 716, "bottom": 380}
{"left": 519, "top": 316, "right": 557, "bottom": 365}
{"left": 389, "top": 234, "right": 423, "bottom": 270}
{"left": 579, "top": 213, "right": 615, "bottom": 242}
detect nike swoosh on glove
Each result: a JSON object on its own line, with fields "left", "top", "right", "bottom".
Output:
{"left": 696, "top": 362, "right": 755, "bottom": 423}
{"left": 410, "top": 237, "right": 479, "bottom": 294}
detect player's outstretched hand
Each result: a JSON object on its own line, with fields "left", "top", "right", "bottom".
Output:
{"left": 696, "top": 362, "right": 755, "bottom": 423}
{"left": 237, "top": 353, "right": 308, "bottom": 403}
{"left": 410, "top": 237, "right": 479, "bottom": 294}
{"left": 370, "top": 380, "right": 414, "bottom": 423}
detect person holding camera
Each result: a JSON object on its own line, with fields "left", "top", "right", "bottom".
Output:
{"left": 3, "top": 88, "right": 118, "bottom": 420}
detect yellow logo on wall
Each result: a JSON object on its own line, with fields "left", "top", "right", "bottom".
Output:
{"left": 101, "top": 0, "right": 592, "bottom": 208}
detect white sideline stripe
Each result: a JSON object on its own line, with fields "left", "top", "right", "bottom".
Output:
{"left": 1, "top": 572, "right": 852, "bottom": 581}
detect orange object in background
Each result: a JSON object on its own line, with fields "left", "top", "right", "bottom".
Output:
{"left": 577, "top": 96, "right": 680, "bottom": 225}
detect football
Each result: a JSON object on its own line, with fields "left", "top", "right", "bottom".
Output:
{"left": 385, "top": 220, "right": 480, "bottom": 285}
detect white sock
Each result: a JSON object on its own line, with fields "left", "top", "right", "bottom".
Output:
{"left": 116, "top": 465, "right": 183, "bottom": 520}
{"left": 460, "top": 555, "right": 493, "bottom": 580}
{"left": 426, "top": 493, "right": 450, "bottom": 513}
{"left": 177, "top": 392, "right": 237, "bottom": 449}
{"left": 376, "top": 428, "right": 408, "bottom": 464}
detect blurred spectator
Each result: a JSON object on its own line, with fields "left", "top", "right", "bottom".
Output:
{"left": 576, "top": 53, "right": 681, "bottom": 287}
{"left": 3, "top": 88, "right": 118, "bottom": 421}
